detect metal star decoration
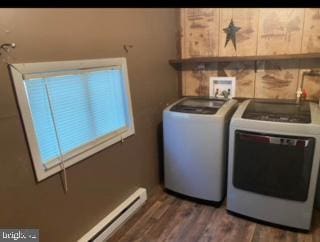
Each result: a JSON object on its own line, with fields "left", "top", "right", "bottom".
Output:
{"left": 223, "top": 19, "right": 241, "bottom": 50}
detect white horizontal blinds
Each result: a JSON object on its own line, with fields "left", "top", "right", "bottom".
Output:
{"left": 25, "top": 79, "right": 60, "bottom": 163}
{"left": 45, "top": 74, "right": 94, "bottom": 155}
{"left": 24, "top": 67, "right": 128, "bottom": 165}
{"left": 87, "top": 70, "right": 127, "bottom": 138}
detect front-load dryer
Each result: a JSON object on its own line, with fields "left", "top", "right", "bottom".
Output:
{"left": 163, "top": 97, "right": 237, "bottom": 204}
{"left": 227, "top": 99, "right": 320, "bottom": 230}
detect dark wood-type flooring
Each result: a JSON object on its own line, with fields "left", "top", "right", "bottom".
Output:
{"left": 109, "top": 187, "right": 320, "bottom": 242}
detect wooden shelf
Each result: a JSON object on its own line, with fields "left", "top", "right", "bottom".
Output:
{"left": 169, "top": 53, "right": 320, "bottom": 70}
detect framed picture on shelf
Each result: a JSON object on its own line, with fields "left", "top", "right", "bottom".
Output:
{"left": 209, "top": 76, "right": 236, "bottom": 99}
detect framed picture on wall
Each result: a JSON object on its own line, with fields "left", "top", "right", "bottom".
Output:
{"left": 209, "top": 77, "right": 236, "bottom": 99}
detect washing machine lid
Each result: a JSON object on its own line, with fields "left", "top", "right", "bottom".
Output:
{"left": 170, "top": 97, "right": 226, "bottom": 114}
{"left": 242, "top": 99, "right": 311, "bottom": 123}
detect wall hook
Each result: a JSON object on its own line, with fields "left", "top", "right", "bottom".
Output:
{"left": 123, "top": 44, "right": 133, "bottom": 53}
{"left": 0, "top": 43, "right": 16, "bottom": 55}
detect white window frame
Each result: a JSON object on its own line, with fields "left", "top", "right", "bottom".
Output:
{"left": 10, "top": 58, "right": 135, "bottom": 181}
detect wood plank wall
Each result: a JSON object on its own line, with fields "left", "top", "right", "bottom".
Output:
{"left": 180, "top": 8, "right": 320, "bottom": 100}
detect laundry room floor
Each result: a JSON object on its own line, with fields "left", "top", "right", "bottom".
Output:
{"left": 108, "top": 186, "right": 320, "bottom": 242}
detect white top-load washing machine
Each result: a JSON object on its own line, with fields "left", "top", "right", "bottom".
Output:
{"left": 163, "top": 97, "right": 238, "bottom": 204}
{"left": 227, "top": 99, "right": 320, "bottom": 230}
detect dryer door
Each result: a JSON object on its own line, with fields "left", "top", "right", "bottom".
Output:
{"left": 233, "top": 130, "right": 315, "bottom": 201}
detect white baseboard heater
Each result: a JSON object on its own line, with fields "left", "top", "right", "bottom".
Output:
{"left": 78, "top": 188, "right": 147, "bottom": 242}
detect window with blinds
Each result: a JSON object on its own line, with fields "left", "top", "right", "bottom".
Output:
{"left": 10, "top": 58, "right": 135, "bottom": 181}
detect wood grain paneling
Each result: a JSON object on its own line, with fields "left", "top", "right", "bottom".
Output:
{"left": 302, "top": 9, "right": 320, "bottom": 54}
{"left": 219, "top": 8, "right": 259, "bottom": 56}
{"left": 181, "top": 8, "right": 220, "bottom": 58}
{"left": 255, "top": 60, "right": 300, "bottom": 99}
{"left": 180, "top": 8, "right": 320, "bottom": 100}
{"left": 218, "top": 61, "right": 256, "bottom": 97}
{"left": 182, "top": 63, "right": 218, "bottom": 96}
{"left": 182, "top": 70, "right": 201, "bottom": 96}
{"left": 257, "top": 8, "right": 304, "bottom": 55}
{"left": 179, "top": 8, "right": 186, "bottom": 58}
{"left": 301, "top": 74, "right": 320, "bottom": 100}
{"left": 298, "top": 59, "right": 320, "bottom": 100}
